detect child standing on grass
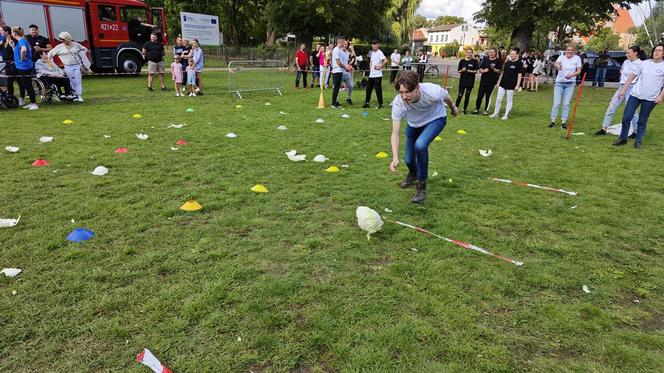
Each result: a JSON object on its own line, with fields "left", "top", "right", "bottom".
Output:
{"left": 186, "top": 58, "right": 197, "bottom": 96}
{"left": 171, "top": 56, "right": 183, "bottom": 97}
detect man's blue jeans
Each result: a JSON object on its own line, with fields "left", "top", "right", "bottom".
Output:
{"left": 619, "top": 95, "right": 657, "bottom": 143}
{"left": 404, "top": 117, "right": 446, "bottom": 182}
{"left": 593, "top": 67, "right": 607, "bottom": 87}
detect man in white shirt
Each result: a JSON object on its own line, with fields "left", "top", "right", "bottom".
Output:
{"left": 331, "top": 35, "right": 353, "bottom": 107}
{"left": 390, "top": 48, "right": 401, "bottom": 84}
{"left": 363, "top": 40, "right": 387, "bottom": 109}
{"left": 390, "top": 70, "right": 458, "bottom": 203}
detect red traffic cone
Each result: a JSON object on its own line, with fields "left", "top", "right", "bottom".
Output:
{"left": 32, "top": 159, "right": 49, "bottom": 167}
{"left": 175, "top": 139, "right": 187, "bottom": 145}
{"left": 115, "top": 147, "right": 128, "bottom": 153}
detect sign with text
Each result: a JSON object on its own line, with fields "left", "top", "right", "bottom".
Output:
{"left": 180, "top": 11, "right": 221, "bottom": 46}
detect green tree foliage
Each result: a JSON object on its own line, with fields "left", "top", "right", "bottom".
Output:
{"left": 387, "top": 0, "right": 422, "bottom": 45}
{"left": 433, "top": 15, "right": 465, "bottom": 26}
{"left": 266, "top": 0, "right": 392, "bottom": 48}
{"left": 586, "top": 27, "right": 621, "bottom": 51}
{"left": 631, "top": 2, "right": 664, "bottom": 48}
{"left": 412, "top": 15, "right": 431, "bottom": 29}
{"left": 475, "top": 0, "right": 644, "bottom": 51}
{"left": 156, "top": 0, "right": 266, "bottom": 45}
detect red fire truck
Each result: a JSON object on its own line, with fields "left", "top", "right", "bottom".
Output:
{"left": 0, "top": 0, "right": 167, "bottom": 74}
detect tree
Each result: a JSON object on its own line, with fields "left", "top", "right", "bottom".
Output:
{"left": 475, "top": 0, "right": 644, "bottom": 51}
{"left": 433, "top": 15, "right": 465, "bottom": 26}
{"left": 631, "top": 1, "right": 664, "bottom": 48}
{"left": 266, "top": 0, "right": 392, "bottom": 49}
{"left": 586, "top": 27, "right": 621, "bottom": 51}
{"left": 158, "top": 0, "right": 266, "bottom": 45}
{"left": 412, "top": 15, "right": 431, "bottom": 29}
{"left": 387, "top": 0, "right": 423, "bottom": 45}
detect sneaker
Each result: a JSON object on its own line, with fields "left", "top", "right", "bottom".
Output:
{"left": 501, "top": 115, "right": 509, "bottom": 120}
{"left": 483, "top": 110, "right": 489, "bottom": 115}
{"left": 75, "top": 97, "right": 84, "bottom": 102}
{"left": 195, "top": 88, "right": 200, "bottom": 94}
{"left": 548, "top": 122, "right": 556, "bottom": 128}
{"left": 593, "top": 129, "right": 607, "bottom": 136}
{"left": 471, "top": 109, "right": 479, "bottom": 114}
{"left": 612, "top": 138, "right": 628, "bottom": 146}
{"left": 147, "top": 87, "right": 154, "bottom": 91}
{"left": 377, "top": 105, "right": 384, "bottom": 109}
{"left": 628, "top": 133, "right": 637, "bottom": 139}
{"left": 634, "top": 141, "right": 643, "bottom": 149}
{"left": 561, "top": 123, "right": 567, "bottom": 129}
{"left": 22, "top": 103, "right": 32, "bottom": 109}
{"left": 65, "top": 95, "right": 75, "bottom": 100}
{"left": 161, "top": 87, "right": 168, "bottom": 91}
{"left": 489, "top": 113, "right": 498, "bottom": 119}
{"left": 362, "top": 103, "right": 370, "bottom": 109}
{"left": 176, "top": 93, "right": 180, "bottom": 97}
{"left": 346, "top": 98, "right": 353, "bottom": 105}
{"left": 332, "top": 102, "right": 342, "bottom": 108}
{"left": 27, "top": 103, "right": 39, "bottom": 110}
{"left": 196, "top": 91, "right": 203, "bottom": 96}
{"left": 18, "top": 98, "right": 25, "bottom": 106}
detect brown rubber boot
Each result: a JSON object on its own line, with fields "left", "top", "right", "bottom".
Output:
{"left": 400, "top": 173, "right": 417, "bottom": 188}
{"left": 411, "top": 181, "right": 426, "bottom": 204}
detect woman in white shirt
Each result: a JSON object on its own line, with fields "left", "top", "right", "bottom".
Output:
{"left": 613, "top": 44, "right": 664, "bottom": 148}
{"left": 594, "top": 46, "right": 646, "bottom": 136}
{"left": 549, "top": 45, "right": 581, "bottom": 129}
{"left": 48, "top": 31, "right": 88, "bottom": 102}
{"left": 389, "top": 71, "right": 458, "bottom": 203}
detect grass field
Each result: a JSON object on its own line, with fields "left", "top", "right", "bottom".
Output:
{"left": 1, "top": 71, "right": 664, "bottom": 372}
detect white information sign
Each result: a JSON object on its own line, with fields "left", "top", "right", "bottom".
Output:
{"left": 180, "top": 11, "right": 221, "bottom": 46}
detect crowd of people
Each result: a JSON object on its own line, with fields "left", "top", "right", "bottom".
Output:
{"left": 380, "top": 40, "right": 664, "bottom": 203}
{"left": 0, "top": 20, "right": 206, "bottom": 108}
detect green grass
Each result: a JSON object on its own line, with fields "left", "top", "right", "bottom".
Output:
{"left": 1, "top": 72, "right": 664, "bottom": 372}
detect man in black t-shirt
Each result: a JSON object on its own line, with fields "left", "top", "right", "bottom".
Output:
{"left": 142, "top": 33, "right": 166, "bottom": 91}
{"left": 310, "top": 44, "right": 321, "bottom": 88}
{"left": 473, "top": 48, "right": 502, "bottom": 114}
{"left": 26, "top": 24, "right": 51, "bottom": 62}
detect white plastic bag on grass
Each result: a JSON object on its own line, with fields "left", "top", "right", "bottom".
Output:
{"left": 356, "top": 206, "right": 383, "bottom": 240}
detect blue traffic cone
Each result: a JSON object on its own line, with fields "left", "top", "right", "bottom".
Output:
{"left": 67, "top": 227, "right": 95, "bottom": 242}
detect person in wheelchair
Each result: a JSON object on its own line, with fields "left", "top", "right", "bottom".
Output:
{"left": 35, "top": 51, "right": 73, "bottom": 100}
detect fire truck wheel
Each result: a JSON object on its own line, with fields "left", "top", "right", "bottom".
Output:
{"left": 117, "top": 53, "right": 142, "bottom": 75}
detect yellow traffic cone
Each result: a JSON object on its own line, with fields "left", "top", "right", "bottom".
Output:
{"left": 180, "top": 199, "right": 203, "bottom": 211}
{"left": 325, "top": 166, "right": 340, "bottom": 173}
{"left": 317, "top": 86, "right": 325, "bottom": 109}
{"left": 375, "top": 152, "right": 389, "bottom": 158}
{"left": 251, "top": 184, "right": 269, "bottom": 193}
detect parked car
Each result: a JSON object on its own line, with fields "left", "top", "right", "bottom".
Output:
{"left": 579, "top": 52, "right": 621, "bottom": 82}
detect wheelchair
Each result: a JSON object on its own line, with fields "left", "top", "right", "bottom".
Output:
{"left": 0, "top": 64, "right": 19, "bottom": 109}
{"left": 31, "top": 76, "right": 74, "bottom": 104}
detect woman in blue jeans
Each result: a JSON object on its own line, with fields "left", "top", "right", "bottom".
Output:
{"left": 594, "top": 46, "right": 646, "bottom": 136}
{"left": 613, "top": 44, "right": 664, "bottom": 149}
{"left": 549, "top": 46, "right": 581, "bottom": 129}
{"left": 389, "top": 70, "right": 458, "bottom": 203}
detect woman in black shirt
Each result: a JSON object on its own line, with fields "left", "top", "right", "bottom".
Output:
{"left": 489, "top": 48, "right": 523, "bottom": 120}
{"left": 1, "top": 26, "right": 16, "bottom": 96}
{"left": 455, "top": 48, "right": 479, "bottom": 114}
{"left": 473, "top": 48, "right": 502, "bottom": 114}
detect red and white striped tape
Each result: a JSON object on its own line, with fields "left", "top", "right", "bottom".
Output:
{"left": 136, "top": 349, "right": 172, "bottom": 373}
